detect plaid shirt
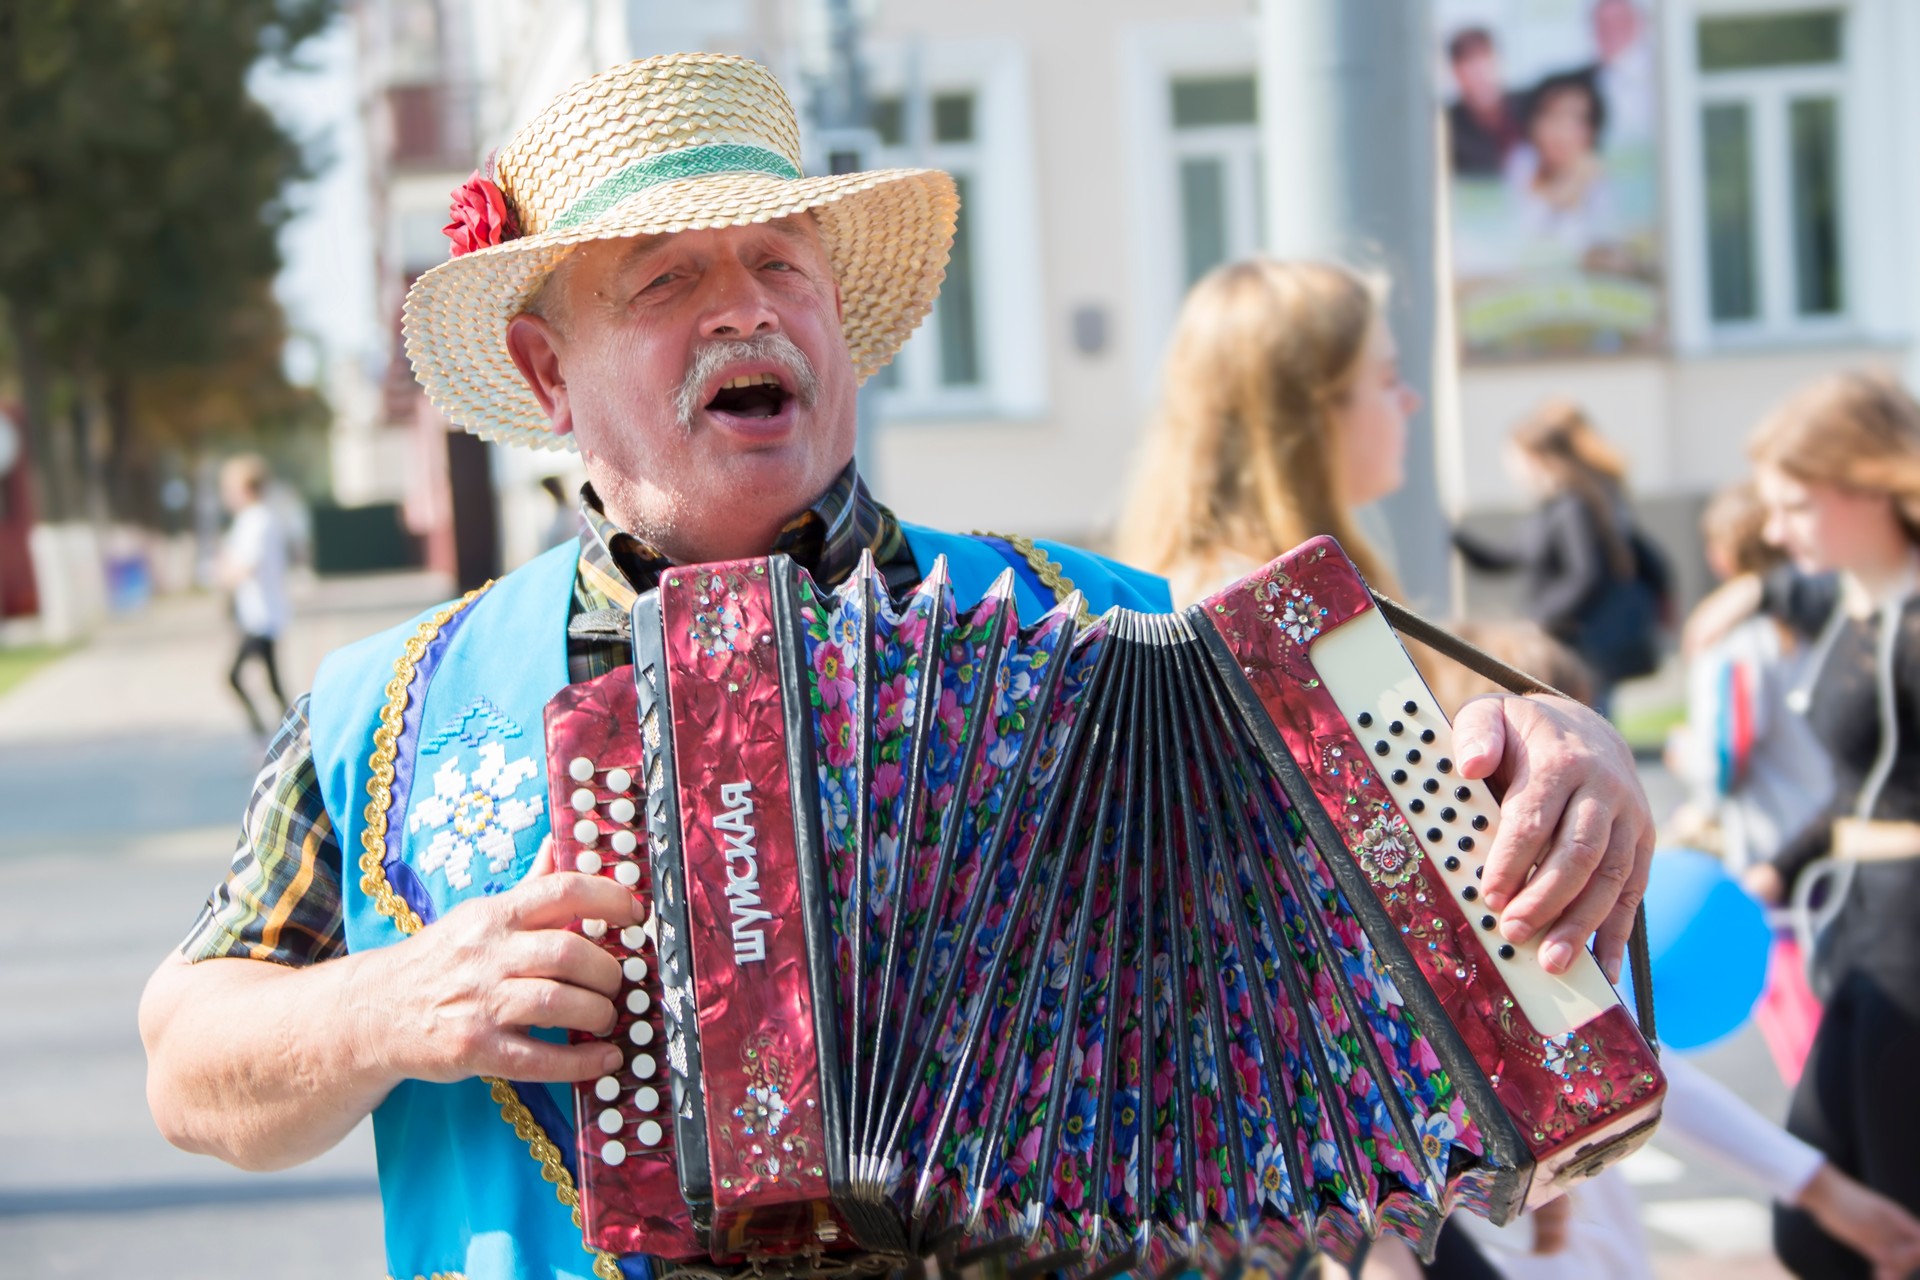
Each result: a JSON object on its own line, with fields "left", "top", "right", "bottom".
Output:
{"left": 180, "top": 464, "right": 918, "bottom": 966}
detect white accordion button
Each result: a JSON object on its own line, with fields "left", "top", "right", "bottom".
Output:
{"left": 620, "top": 926, "right": 647, "bottom": 950}
{"left": 606, "top": 767, "right": 632, "bottom": 793}
{"left": 569, "top": 757, "right": 595, "bottom": 783}
{"left": 600, "top": 1139, "right": 626, "bottom": 1166}
{"left": 634, "top": 1085, "right": 660, "bottom": 1112}
{"left": 608, "top": 797, "right": 637, "bottom": 824}
{"left": 610, "top": 829, "right": 638, "bottom": 855}
{"left": 633, "top": 1052, "right": 657, "bottom": 1079}
{"left": 636, "top": 1119, "right": 663, "bottom": 1147}
{"left": 622, "top": 955, "right": 649, "bottom": 982}
{"left": 629, "top": 1021, "right": 655, "bottom": 1048}
{"left": 614, "top": 861, "right": 641, "bottom": 888}
{"left": 573, "top": 819, "right": 598, "bottom": 845}
{"left": 597, "top": 1108, "right": 623, "bottom": 1134}
{"left": 576, "top": 851, "right": 603, "bottom": 875}
{"left": 582, "top": 918, "right": 607, "bottom": 939}
{"left": 626, "top": 989, "right": 651, "bottom": 1016}
{"left": 594, "top": 1075, "right": 620, "bottom": 1102}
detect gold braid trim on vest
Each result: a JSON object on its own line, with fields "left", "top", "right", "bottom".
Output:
{"left": 970, "top": 531, "right": 1095, "bottom": 624}
{"left": 361, "top": 582, "right": 622, "bottom": 1280}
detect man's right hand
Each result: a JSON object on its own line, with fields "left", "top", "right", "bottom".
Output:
{"left": 356, "top": 860, "right": 641, "bottom": 1085}
{"left": 141, "top": 846, "right": 643, "bottom": 1171}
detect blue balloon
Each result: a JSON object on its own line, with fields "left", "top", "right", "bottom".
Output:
{"left": 1617, "top": 848, "right": 1773, "bottom": 1051}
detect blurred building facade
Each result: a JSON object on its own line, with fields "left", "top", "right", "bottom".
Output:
{"left": 342, "top": 0, "right": 1920, "bottom": 593}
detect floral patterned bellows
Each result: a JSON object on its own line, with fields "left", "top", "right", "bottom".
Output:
{"left": 547, "top": 535, "right": 1665, "bottom": 1277}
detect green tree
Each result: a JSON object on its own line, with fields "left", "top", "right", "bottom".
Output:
{"left": 0, "top": 0, "right": 336, "bottom": 524}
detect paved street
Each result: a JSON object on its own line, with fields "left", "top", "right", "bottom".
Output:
{"left": 0, "top": 576, "right": 1801, "bottom": 1278}
{"left": 0, "top": 573, "right": 442, "bottom": 1279}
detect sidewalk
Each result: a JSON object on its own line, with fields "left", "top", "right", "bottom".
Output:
{"left": 0, "top": 571, "right": 447, "bottom": 1279}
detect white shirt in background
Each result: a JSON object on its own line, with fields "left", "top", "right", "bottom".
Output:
{"left": 224, "top": 502, "right": 290, "bottom": 638}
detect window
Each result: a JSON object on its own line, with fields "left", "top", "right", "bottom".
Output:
{"left": 866, "top": 89, "right": 987, "bottom": 400}
{"left": 1169, "top": 75, "right": 1261, "bottom": 289}
{"left": 1694, "top": 9, "right": 1848, "bottom": 337}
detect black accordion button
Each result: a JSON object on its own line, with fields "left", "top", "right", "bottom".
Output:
{"left": 1391, "top": 769, "right": 1408, "bottom": 784}
{"left": 1423, "top": 778, "right": 1440, "bottom": 794}
{"left": 1473, "top": 815, "right": 1490, "bottom": 831}
{"left": 1481, "top": 914, "right": 1497, "bottom": 930}
{"left": 1409, "top": 798, "right": 1426, "bottom": 813}
{"left": 1443, "top": 855, "right": 1461, "bottom": 871}
{"left": 1404, "top": 700, "right": 1419, "bottom": 714}
{"left": 1390, "top": 720, "right": 1404, "bottom": 735}
{"left": 1462, "top": 885, "right": 1479, "bottom": 901}
{"left": 1375, "top": 741, "right": 1390, "bottom": 756}
{"left": 1458, "top": 836, "right": 1475, "bottom": 852}
{"left": 1499, "top": 943, "right": 1516, "bottom": 959}
{"left": 1455, "top": 785, "right": 1472, "bottom": 801}
{"left": 1475, "top": 864, "right": 1484, "bottom": 879}
{"left": 1358, "top": 712, "right": 1374, "bottom": 728}
{"left": 1439, "top": 807, "right": 1457, "bottom": 822}
{"left": 1421, "top": 728, "right": 1436, "bottom": 743}
{"left": 1406, "top": 748, "right": 1422, "bottom": 764}
{"left": 1426, "top": 827, "right": 1443, "bottom": 843}
{"left": 1437, "top": 757, "right": 1454, "bottom": 773}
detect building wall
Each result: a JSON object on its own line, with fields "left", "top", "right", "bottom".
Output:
{"left": 446, "top": 0, "right": 1920, "bottom": 580}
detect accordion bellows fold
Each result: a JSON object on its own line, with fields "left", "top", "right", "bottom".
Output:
{"left": 542, "top": 536, "right": 1665, "bottom": 1278}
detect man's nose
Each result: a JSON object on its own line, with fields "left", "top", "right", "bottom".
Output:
{"left": 699, "top": 259, "right": 779, "bottom": 340}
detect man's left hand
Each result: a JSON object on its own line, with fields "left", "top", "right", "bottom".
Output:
{"left": 1453, "top": 694, "right": 1654, "bottom": 983}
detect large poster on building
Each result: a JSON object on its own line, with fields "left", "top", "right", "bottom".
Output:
{"left": 1439, "top": 0, "right": 1663, "bottom": 359}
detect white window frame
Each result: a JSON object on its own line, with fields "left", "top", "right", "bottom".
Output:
{"left": 1119, "top": 18, "right": 1261, "bottom": 398}
{"left": 1169, "top": 89, "right": 1264, "bottom": 292}
{"left": 1664, "top": 0, "right": 1907, "bottom": 351}
{"left": 857, "top": 39, "right": 1047, "bottom": 424}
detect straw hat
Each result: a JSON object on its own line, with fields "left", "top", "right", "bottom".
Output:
{"left": 402, "top": 53, "right": 959, "bottom": 450}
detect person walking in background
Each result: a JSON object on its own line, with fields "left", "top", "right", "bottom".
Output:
{"left": 1667, "top": 481, "right": 1832, "bottom": 872}
{"left": 1694, "top": 371, "right": 1920, "bottom": 1279}
{"left": 1453, "top": 401, "right": 1668, "bottom": 714}
{"left": 1116, "top": 258, "right": 1418, "bottom": 607}
{"left": 216, "top": 454, "right": 290, "bottom": 737}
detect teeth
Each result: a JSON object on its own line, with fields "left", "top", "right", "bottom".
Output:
{"left": 720, "top": 373, "right": 781, "bottom": 390}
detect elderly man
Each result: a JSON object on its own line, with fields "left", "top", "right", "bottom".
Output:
{"left": 140, "top": 54, "right": 1654, "bottom": 1280}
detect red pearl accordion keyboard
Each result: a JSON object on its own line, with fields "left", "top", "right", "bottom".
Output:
{"left": 542, "top": 535, "right": 1664, "bottom": 1277}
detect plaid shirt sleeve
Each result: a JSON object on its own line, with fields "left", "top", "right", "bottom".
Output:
{"left": 179, "top": 693, "right": 346, "bottom": 967}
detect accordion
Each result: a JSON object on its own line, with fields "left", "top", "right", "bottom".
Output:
{"left": 542, "top": 536, "right": 1663, "bottom": 1276}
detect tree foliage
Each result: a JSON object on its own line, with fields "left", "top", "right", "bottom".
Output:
{"left": 0, "top": 0, "right": 338, "bottom": 522}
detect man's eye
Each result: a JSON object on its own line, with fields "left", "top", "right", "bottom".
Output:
{"left": 763, "top": 259, "right": 794, "bottom": 272}
{"left": 644, "top": 271, "right": 678, "bottom": 290}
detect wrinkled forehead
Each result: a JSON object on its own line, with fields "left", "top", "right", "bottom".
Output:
{"left": 568, "top": 212, "right": 827, "bottom": 283}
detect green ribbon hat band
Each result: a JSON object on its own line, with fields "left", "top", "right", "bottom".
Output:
{"left": 550, "top": 143, "right": 803, "bottom": 231}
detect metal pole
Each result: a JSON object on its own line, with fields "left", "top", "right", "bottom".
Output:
{"left": 1257, "top": 0, "right": 1454, "bottom": 613}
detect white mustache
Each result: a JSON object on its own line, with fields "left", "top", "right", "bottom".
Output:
{"left": 674, "top": 334, "right": 820, "bottom": 428}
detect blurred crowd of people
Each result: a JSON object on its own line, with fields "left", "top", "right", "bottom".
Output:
{"left": 1116, "top": 254, "right": 1920, "bottom": 1279}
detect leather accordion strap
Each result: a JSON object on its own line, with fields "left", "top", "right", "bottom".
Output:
{"left": 1371, "top": 590, "right": 1660, "bottom": 1054}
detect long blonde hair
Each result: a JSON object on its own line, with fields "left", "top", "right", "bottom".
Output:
{"left": 1749, "top": 370, "right": 1920, "bottom": 544}
{"left": 1509, "top": 399, "right": 1634, "bottom": 579}
{"left": 1116, "top": 258, "right": 1399, "bottom": 595}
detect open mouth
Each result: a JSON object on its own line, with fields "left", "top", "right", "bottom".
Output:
{"left": 704, "top": 371, "right": 792, "bottom": 421}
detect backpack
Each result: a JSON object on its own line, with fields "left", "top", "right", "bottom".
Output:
{"left": 1571, "top": 526, "right": 1672, "bottom": 683}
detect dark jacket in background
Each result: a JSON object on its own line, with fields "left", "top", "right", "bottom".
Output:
{"left": 1453, "top": 492, "right": 1668, "bottom": 686}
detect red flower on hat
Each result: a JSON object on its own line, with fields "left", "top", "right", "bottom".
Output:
{"left": 445, "top": 171, "right": 518, "bottom": 257}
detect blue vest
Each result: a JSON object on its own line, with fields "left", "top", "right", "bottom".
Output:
{"left": 308, "top": 527, "right": 1168, "bottom": 1280}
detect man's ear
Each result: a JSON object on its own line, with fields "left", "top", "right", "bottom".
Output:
{"left": 505, "top": 313, "right": 572, "bottom": 436}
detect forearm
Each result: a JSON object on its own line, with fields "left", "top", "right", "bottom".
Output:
{"left": 140, "top": 950, "right": 399, "bottom": 1171}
